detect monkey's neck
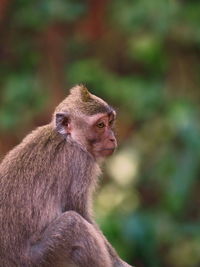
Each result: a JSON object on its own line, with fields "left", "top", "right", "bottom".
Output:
{"left": 57, "top": 135, "right": 101, "bottom": 218}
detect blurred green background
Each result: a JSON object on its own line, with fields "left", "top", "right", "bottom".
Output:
{"left": 1, "top": 0, "right": 200, "bottom": 266}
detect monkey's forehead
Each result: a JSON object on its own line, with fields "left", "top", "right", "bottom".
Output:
{"left": 80, "top": 102, "right": 114, "bottom": 115}
{"left": 85, "top": 111, "right": 116, "bottom": 124}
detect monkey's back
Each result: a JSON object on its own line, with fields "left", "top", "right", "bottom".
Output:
{"left": 0, "top": 124, "right": 68, "bottom": 263}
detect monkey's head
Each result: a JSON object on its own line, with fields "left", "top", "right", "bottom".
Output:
{"left": 53, "top": 85, "right": 117, "bottom": 159}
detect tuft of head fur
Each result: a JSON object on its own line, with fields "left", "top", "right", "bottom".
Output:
{"left": 69, "top": 84, "right": 91, "bottom": 102}
{"left": 54, "top": 84, "right": 113, "bottom": 117}
{"left": 70, "top": 85, "right": 91, "bottom": 102}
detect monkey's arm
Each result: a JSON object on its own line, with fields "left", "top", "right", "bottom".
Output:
{"left": 31, "top": 211, "right": 112, "bottom": 267}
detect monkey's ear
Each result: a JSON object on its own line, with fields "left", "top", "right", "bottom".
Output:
{"left": 55, "top": 112, "right": 71, "bottom": 135}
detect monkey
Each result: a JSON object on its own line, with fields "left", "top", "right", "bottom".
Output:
{"left": 0, "top": 85, "right": 132, "bottom": 267}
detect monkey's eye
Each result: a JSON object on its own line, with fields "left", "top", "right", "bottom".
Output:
{"left": 97, "top": 122, "right": 105, "bottom": 128}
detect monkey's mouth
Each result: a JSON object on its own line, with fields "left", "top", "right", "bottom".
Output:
{"left": 98, "top": 148, "right": 115, "bottom": 156}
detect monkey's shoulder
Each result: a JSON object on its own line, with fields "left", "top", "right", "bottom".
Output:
{"left": 0, "top": 124, "right": 64, "bottom": 170}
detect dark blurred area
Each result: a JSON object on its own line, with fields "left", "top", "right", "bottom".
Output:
{"left": 1, "top": 0, "right": 200, "bottom": 266}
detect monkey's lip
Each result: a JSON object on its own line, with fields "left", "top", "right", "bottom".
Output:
{"left": 98, "top": 148, "right": 116, "bottom": 156}
{"left": 98, "top": 147, "right": 116, "bottom": 152}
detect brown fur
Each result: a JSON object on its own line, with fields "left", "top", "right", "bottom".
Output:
{"left": 54, "top": 84, "right": 114, "bottom": 116}
{"left": 0, "top": 85, "right": 132, "bottom": 267}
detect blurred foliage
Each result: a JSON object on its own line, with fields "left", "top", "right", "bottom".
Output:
{"left": 12, "top": 0, "right": 86, "bottom": 28}
{"left": 1, "top": 0, "right": 200, "bottom": 266}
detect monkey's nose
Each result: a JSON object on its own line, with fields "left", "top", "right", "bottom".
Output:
{"left": 110, "top": 138, "right": 117, "bottom": 147}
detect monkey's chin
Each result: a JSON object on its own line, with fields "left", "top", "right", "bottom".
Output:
{"left": 98, "top": 148, "right": 115, "bottom": 157}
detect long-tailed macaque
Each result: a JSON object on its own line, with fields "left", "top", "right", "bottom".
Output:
{"left": 0, "top": 85, "right": 132, "bottom": 267}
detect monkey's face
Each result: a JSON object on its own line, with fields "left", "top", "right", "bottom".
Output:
{"left": 68, "top": 112, "right": 117, "bottom": 159}
{"left": 87, "top": 112, "right": 117, "bottom": 159}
